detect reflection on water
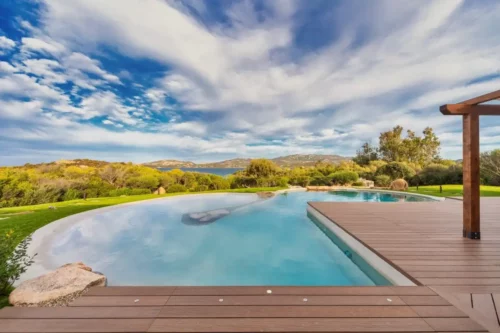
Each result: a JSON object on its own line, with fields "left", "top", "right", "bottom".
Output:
{"left": 41, "top": 191, "right": 433, "bottom": 286}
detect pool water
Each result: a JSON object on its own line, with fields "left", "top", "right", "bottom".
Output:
{"left": 39, "top": 191, "right": 433, "bottom": 286}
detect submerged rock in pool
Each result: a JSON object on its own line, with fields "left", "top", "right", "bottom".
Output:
{"left": 182, "top": 209, "right": 231, "bottom": 225}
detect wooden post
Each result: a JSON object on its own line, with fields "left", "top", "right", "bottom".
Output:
{"left": 462, "top": 113, "right": 480, "bottom": 239}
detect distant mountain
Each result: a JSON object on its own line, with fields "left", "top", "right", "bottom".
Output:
{"left": 143, "top": 160, "right": 197, "bottom": 168}
{"left": 271, "top": 154, "right": 347, "bottom": 167}
{"left": 143, "top": 154, "right": 349, "bottom": 169}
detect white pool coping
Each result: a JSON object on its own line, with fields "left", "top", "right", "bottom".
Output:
{"left": 330, "top": 188, "right": 445, "bottom": 201}
{"left": 307, "top": 204, "right": 417, "bottom": 286}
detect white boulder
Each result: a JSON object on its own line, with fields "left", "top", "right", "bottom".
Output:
{"left": 9, "top": 262, "right": 106, "bottom": 307}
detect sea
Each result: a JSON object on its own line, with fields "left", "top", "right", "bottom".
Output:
{"left": 158, "top": 167, "right": 243, "bottom": 176}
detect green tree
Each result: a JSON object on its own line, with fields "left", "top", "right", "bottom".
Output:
{"left": 481, "top": 149, "right": 500, "bottom": 185}
{"left": 245, "top": 159, "right": 279, "bottom": 178}
{"left": 379, "top": 126, "right": 404, "bottom": 162}
{"left": 377, "top": 126, "right": 440, "bottom": 165}
{"left": 376, "top": 162, "right": 416, "bottom": 180}
{"left": 353, "top": 143, "right": 379, "bottom": 166}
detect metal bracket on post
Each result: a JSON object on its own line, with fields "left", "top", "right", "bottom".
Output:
{"left": 465, "top": 231, "right": 481, "bottom": 240}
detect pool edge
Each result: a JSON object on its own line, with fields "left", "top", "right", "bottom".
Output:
{"left": 306, "top": 204, "right": 417, "bottom": 286}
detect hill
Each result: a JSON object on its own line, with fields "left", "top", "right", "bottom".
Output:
{"left": 271, "top": 154, "right": 347, "bottom": 167}
{"left": 143, "top": 154, "right": 348, "bottom": 169}
{"left": 142, "top": 160, "right": 197, "bottom": 168}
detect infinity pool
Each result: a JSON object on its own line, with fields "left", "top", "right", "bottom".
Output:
{"left": 29, "top": 191, "right": 434, "bottom": 286}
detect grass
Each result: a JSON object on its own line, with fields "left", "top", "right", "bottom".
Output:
{"left": 0, "top": 187, "right": 286, "bottom": 244}
{"left": 407, "top": 185, "right": 500, "bottom": 197}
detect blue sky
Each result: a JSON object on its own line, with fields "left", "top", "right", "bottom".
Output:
{"left": 0, "top": 0, "right": 499, "bottom": 166}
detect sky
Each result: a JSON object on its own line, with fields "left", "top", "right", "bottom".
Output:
{"left": 0, "top": 0, "right": 499, "bottom": 166}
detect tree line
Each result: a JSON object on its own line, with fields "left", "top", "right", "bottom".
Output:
{"left": 1, "top": 126, "right": 499, "bottom": 207}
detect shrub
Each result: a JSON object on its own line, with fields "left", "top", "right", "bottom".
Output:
{"left": 230, "top": 176, "right": 258, "bottom": 188}
{"left": 0, "top": 231, "right": 36, "bottom": 296}
{"left": 352, "top": 181, "right": 364, "bottom": 186}
{"left": 329, "top": 171, "right": 358, "bottom": 185}
{"left": 63, "top": 188, "right": 82, "bottom": 201}
{"left": 166, "top": 184, "right": 188, "bottom": 193}
{"left": 126, "top": 175, "right": 159, "bottom": 190}
{"left": 289, "top": 175, "right": 309, "bottom": 187}
{"left": 376, "top": 162, "right": 416, "bottom": 180}
{"left": 375, "top": 175, "right": 391, "bottom": 187}
{"left": 309, "top": 176, "right": 331, "bottom": 186}
{"left": 192, "top": 185, "right": 208, "bottom": 192}
{"left": 108, "top": 188, "right": 150, "bottom": 196}
{"left": 245, "top": 159, "right": 279, "bottom": 178}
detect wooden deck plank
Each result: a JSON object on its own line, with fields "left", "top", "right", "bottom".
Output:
{"left": 419, "top": 278, "right": 500, "bottom": 286}
{"left": 147, "top": 318, "right": 434, "bottom": 332}
{"left": 411, "top": 271, "right": 500, "bottom": 278}
{"left": 172, "top": 286, "right": 435, "bottom": 296}
{"left": 85, "top": 286, "right": 176, "bottom": 296}
{"left": 157, "top": 305, "right": 419, "bottom": 318}
{"left": 423, "top": 318, "right": 487, "bottom": 332}
{"left": 0, "top": 318, "right": 154, "bottom": 332}
{"left": 399, "top": 296, "right": 450, "bottom": 306}
{"left": 0, "top": 306, "right": 162, "bottom": 319}
{"left": 70, "top": 296, "right": 169, "bottom": 306}
{"left": 410, "top": 306, "right": 467, "bottom": 318}
{"left": 472, "top": 294, "right": 499, "bottom": 328}
{"left": 166, "top": 295, "right": 405, "bottom": 306}
{"left": 493, "top": 294, "right": 500, "bottom": 328}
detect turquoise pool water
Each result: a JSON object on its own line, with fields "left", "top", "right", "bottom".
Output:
{"left": 42, "top": 191, "right": 433, "bottom": 286}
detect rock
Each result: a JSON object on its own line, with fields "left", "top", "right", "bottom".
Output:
{"left": 182, "top": 209, "right": 231, "bottom": 225}
{"left": 9, "top": 262, "right": 106, "bottom": 307}
{"left": 390, "top": 179, "right": 408, "bottom": 191}
{"left": 256, "top": 191, "right": 275, "bottom": 199}
{"left": 306, "top": 186, "right": 341, "bottom": 191}
{"left": 48, "top": 206, "right": 56, "bottom": 210}
{"left": 358, "top": 178, "right": 375, "bottom": 188}
{"left": 154, "top": 186, "right": 166, "bottom": 195}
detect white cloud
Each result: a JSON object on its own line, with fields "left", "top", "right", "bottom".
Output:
{"left": 20, "top": 37, "right": 66, "bottom": 56}
{"left": 63, "top": 52, "right": 121, "bottom": 84}
{"left": 0, "top": 61, "right": 17, "bottom": 74}
{"left": 167, "top": 121, "right": 207, "bottom": 135}
{"left": 80, "top": 91, "right": 137, "bottom": 124}
{"left": 102, "top": 119, "right": 124, "bottom": 128}
{"left": 0, "top": 36, "right": 16, "bottom": 55}
{"left": 0, "top": 100, "right": 43, "bottom": 119}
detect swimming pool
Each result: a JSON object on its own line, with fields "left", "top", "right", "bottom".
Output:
{"left": 26, "top": 190, "right": 435, "bottom": 286}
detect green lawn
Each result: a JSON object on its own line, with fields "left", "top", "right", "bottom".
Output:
{"left": 407, "top": 185, "right": 500, "bottom": 197}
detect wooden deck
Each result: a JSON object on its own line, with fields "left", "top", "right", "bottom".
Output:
{"left": 1, "top": 197, "right": 499, "bottom": 332}
{"left": 0, "top": 286, "right": 486, "bottom": 332}
{"left": 309, "top": 198, "right": 500, "bottom": 332}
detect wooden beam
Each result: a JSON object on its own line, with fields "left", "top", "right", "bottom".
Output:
{"left": 462, "top": 113, "right": 480, "bottom": 239}
{"left": 460, "top": 89, "right": 500, "bottom": 105}
{"left": 440, "top": 104, "right": 500, "bottom": 115}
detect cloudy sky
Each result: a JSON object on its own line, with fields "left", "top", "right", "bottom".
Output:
{"left": 0, "top": 0, "right": 499, "bottom": 166}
